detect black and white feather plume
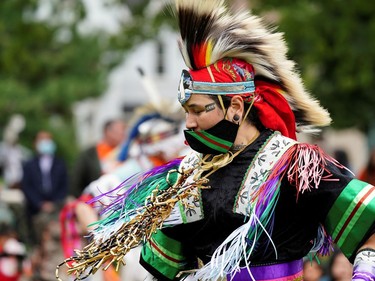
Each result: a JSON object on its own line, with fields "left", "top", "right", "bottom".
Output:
{"left": 174, "top": 0, "right": 331, "bottom": 130}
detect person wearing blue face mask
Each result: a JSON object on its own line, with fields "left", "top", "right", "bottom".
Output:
{"left": 21, "top": 131, "right": 68, "bottom": 254}
{"left": 22, "top": 131, "right": 68, "bottom": 217}
{"left": 35, "top": 136, "right": 56, "bottom": 156}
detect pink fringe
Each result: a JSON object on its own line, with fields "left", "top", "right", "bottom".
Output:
{"left": 262, "top": 143, "right": 347, "bottom": 202}
{"left": 287, "top": 144, "right": 347, "bottom": 198}
{"left": 260, "top": 143, "right": 342, "bottom": 256}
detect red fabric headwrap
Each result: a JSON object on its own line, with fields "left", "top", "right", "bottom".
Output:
{"left": 188, "top": 58, "right": 297, "bottom": 140}
{"left": 253, "top": 81, "right": 296, "bottom": 140}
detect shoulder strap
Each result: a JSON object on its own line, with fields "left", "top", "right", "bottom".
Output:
{"left": 164, "top": 151, "right": 204, "bottom": 226}
{"left": 234, "top": 132, "right": 297, "bottom": 215}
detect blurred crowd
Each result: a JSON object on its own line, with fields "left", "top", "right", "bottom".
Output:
{"left": 0, "top": 102, "right": 189, "bottom": 281}
{"left": 0, "top": 108, "right": 374, "bottom": 281}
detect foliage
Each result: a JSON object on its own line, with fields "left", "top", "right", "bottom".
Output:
{"left": 0, "top": 0, "right": 106, "bottom": 164}
{"left": 107, "top": 0, "right": 176, "bottom": 54}
{"left": 0, "top": 0, "right": 165, "bottom": 166}
{"left": 252, "top": 0, "right": 375, "bottom": 131}
{"left": 2, "top": 0, "right": 374, "bottom": 169}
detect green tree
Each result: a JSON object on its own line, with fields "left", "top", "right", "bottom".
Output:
{"left": 5, "top": 0, "right": 373, "bottom": 167}
{"left": 0, "top": 0, "right": 168, "bottom": 166}
{"left": 252, "top": 0, "right": 375, "bottom": 131}
{"left": 0, "top": 0, "right": 106, "bottom": 164}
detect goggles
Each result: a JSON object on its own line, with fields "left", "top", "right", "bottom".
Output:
{"left": 178, "top": 69, "right": 255, "bottom": 105}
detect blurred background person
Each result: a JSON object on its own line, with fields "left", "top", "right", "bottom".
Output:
{"left": 327, "top": 250, "right": 353, "bottom": 281}
{"left": 0, "top": 114, "right": 30, "bottom": 190}
{"left": 303, "top": 259, "right": 326, "bottom": 281}
{"left": 60, "top": 101, "right": 188, "bottom": 281}
{"left": 69, "top": 118, "right": 127, "bottom": 198}
{"left": 332, "top": 149, "right": 353, "bottom": 176}
{"left": 358, "top": 148, "right": 375, "bottom": 185}
{"left": 0, "top": 223, "right": 27, "bottom": 281}
{"left": 21, "top": 130, "right": 68, "bottom": 243}
{"left": 21, "top": 130, "right": 68, "bottom": 281}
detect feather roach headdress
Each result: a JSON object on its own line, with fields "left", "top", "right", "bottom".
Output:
{"left": 118, "top": 68, "right": 184, "bottom": 162}
{"left": 175, "top": 0, "right": 331, "bottom": 137}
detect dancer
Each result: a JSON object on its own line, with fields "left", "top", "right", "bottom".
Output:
{"left": 58, "top": 1, "right": 375, "bottom": 280}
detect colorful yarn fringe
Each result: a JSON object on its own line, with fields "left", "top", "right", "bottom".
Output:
{"left": 90, "top": 158, "right": 183, "bottom": 240}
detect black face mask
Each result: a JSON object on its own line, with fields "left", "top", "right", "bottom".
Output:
{"left": 184, "top": 119, "right": 239, "bottom": 155}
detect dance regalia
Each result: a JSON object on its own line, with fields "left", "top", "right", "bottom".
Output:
{"left": 58, "top": 129, "right": 375, "bottom": 280}
{"left": 138, "top": 129, "right": 375, "bottom": 280}
{"left": 57, "top": 0, "right": 375, "bottom": 279}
